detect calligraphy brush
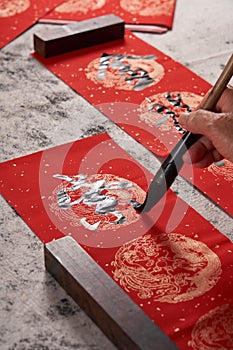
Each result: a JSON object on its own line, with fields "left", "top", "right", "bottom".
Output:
{"left": 133, "top": 53, "right": 233, "bottom": 213}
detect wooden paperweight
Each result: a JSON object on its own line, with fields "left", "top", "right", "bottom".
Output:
{"left": 44, "top": 236, "right": 178, "bottom": 350}
{"left": 34, "top": 14, "right": 125, "bottom": 58}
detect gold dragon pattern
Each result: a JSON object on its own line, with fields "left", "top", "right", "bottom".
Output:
{"left": 111, "top": 233, "right": 222, "bottom": 303}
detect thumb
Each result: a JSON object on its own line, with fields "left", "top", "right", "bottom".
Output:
{"left": 179, "top": 109, "right": 216, "bottom": 136}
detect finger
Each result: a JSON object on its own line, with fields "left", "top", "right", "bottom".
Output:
{"left": 179, "top": 110, "right": 217, "bottom": 136}
{"left": 196, "top": 86, "right": 233, "bottom": 112}
{"left": 193, "top": 149, "right": 223, "bottom": 168}
{"left": 182, "top": 136, "right": 214, "bottom": 164}
{"left": 182, "top": 136, "right": 223, "bottom": 168}
{"left": 215, "top": 86, "right": 233, "bottom": 112}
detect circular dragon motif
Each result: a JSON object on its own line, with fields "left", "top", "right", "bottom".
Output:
{"left": 86, "top": 55, "right": 164, "bottom": 91}
{"left": 55, "top": 0, "right": 106, "bottom": 14}
{"left": 208, "top": 159, "right": 233, "bottom": 182}
{"left": 139, "top": 91, "right": 202, "bottom": 132}
{"left": 111, "top": 233, "right": 222, "bottom": 303}
{"left": 49, "top": 173, "right": 145, "bottom": 231}
{"left": 120, "top": 0, "right": 174, "bottom": 16}
{"left": 188, "top": 304, "right": 233, "bottom": 350}
{"left": 0, "top": 0, "right": 30, "bottom": 17}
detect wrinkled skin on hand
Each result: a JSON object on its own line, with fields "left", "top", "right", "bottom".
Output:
{"left": 179, "top": 86, "right": 233, "bottom": 168}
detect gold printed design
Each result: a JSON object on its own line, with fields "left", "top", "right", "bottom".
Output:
{"left": 0, "top": 0, "right": 30, "bottom": 17}
{"left": 55, "top": 0, "right": 106, "bottom": 14}
{"left": 139, "top": 91, "right": 202, "bottom": 132}
{"left": 86, "top": 55, "right": 164, "bottom": 91}
{"left": 188, "top": 304, "right": 233, "bottom": 349}
{"left": 49, "top": 173, "right": 145, "bottom": 231}
{"left": 120, "top": 0, "right": 174, "bottom": 16}
{"left": 208, "top": 160, "right": 233, "bottom": 182}
{"left": 111, "top": 233, "right": 221, "bottom": 303}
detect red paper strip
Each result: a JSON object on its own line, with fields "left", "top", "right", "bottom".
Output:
{"left": 0, "top": 132, "right": 233, "bottom": 349}
{"left": 32, "top": 31, "right": 233, "bottom": 216}
{"left": 44, "top": 0, "right": 176, "bottom": 29}
{"left": 0, "top": 0, "right": 64, "bottom": 49}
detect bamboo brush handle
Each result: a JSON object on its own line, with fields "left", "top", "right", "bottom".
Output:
{"left": 201, "top": 53, "right": 233, "bottom": 110}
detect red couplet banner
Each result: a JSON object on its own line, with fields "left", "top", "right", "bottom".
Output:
{"left": 1, "top": 132, "right": 233, "bottom": 349}
{"left": 33, "top": 31, "right": 233, "bottom": 216}
{"left": 44, "top": 0, "right": 177, "bottom": 28}
{"left": 0, "top": 0, "right": 64, "bottom": 48}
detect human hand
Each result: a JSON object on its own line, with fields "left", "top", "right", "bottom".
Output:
{"left": 179, "top": 86, "right": 233, "bottom": 168}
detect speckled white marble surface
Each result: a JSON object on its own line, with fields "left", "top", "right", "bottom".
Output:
{"left": 1, "top": 1, "right": 233, "bottom": 349}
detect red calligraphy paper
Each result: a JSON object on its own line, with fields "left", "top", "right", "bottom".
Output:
{"left": 44, "top": 0, "right": 176, "bottom": 29}
{"left": 32, "top": 31, "right": 232, "bottom": 216}
{"left": 0, "top": 132, "right": 233, "bottom": 349}
{"left": 0, "top": 0, "right": 64, "bottom": 48}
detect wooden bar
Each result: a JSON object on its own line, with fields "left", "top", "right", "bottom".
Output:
{"left": 44, "top": 236, "right": 179, "bottom": 350}
{"left": 34, "top": 14, "right": 125, "bottom": 58}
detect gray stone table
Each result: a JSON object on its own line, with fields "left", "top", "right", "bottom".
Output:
{"left": 1, "top": 1, "right": 233, "bottom": 349}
